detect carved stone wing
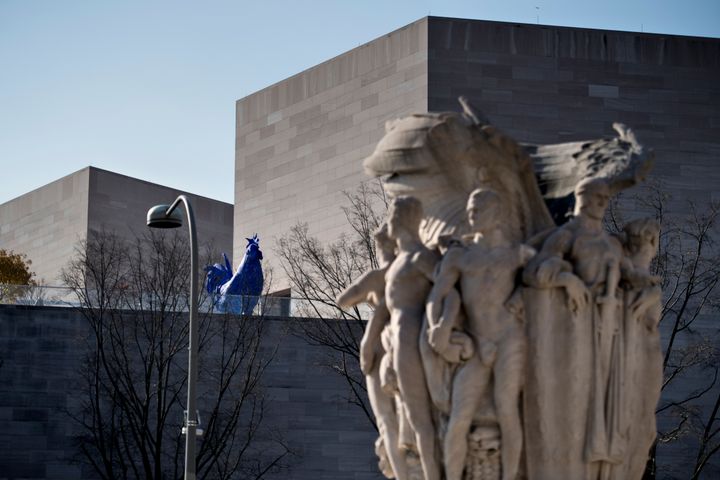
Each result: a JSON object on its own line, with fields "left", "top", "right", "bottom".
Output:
{"left": 524, "top": 123, "right": 655, "bottom": 224}
{"left": 364, "top": 98, "right": 653, "bottom": 245}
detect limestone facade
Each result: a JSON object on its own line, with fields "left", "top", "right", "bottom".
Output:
{"left": 234, "top": 16, "right": 719, "bottom": 289}
{"left": 0, "top": 167, "right": 234, "bottom": 284}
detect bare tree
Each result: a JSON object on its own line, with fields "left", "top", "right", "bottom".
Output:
{"left": 62, "top": 229, "right": 289, "bottom": 480}
{"left": 276, "top": 181, "right": 387, "bottom": 427}
{"left": 655, "top": 198, "right": 719, "bottom": 480}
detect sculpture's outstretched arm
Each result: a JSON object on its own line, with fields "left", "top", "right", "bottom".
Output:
{"left": 620, "top": 256, "right": 661, "bottom": 289}
{"left": 336, "top": 269, "right": 386, "bottom": 309}
{"left": 336, "top": 268, "right": 389, "bottom": 376}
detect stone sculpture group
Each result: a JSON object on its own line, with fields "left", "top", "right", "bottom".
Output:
{"left": 338, "top": 99, "right": 662, "bottom": 480}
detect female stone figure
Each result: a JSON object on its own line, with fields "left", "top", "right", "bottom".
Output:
{"left": 426, "top": 188, "right": 534, "bottom": 480}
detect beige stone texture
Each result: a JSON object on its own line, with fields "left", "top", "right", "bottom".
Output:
{"left": 0, "top": 167, "right": 233, "bottom": 284}
{"left": 234, "top": 18, "right": 429, "bottom": 289}
{"left": 235, "top": 17, "right": 719, "bottom": 292}
{"left": 0, "top": 168, "right": 90, "bottom": 284}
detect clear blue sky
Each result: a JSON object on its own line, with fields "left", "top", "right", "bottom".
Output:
{"left": 1, "top": 0, "right": 718, "bottom": 205}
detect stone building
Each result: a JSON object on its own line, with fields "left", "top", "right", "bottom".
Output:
{"left": 0, "top": 166, "right": 234, "bottom": 284}
{"left": 234, "top": 16, "right": 720, "bottom": 290}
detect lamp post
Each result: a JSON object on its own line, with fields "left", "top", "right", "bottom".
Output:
{"left": 146, "top": 195, "right": 199, "bottom": 480}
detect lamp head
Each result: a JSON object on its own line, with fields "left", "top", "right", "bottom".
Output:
{"left": 147, "top": 204, "right": 183, "bottom": 229}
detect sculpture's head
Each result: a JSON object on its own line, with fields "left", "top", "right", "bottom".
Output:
{"left": 373, "top": 222, "right": 396, "bottom": 267}
{"left": 244, "top": 234, "right": 263, "bottom": 262}
{"left": 622, "top": 218, "right": 660, "bottom": 269}
{"left": 574, "top": 178, "right": 610, "bottom": 220}
{"left": 466, "top": 188, "right": 505, "bottom": 234}
{"left": 387, "top": 196, "right": 423, "bottom": 241}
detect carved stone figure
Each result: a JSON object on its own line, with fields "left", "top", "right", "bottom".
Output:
{"left": 426, "top": 189, "right": 534, "bottom": 480}
{"left": 522, "top": 178, "right": 626, "bottom": 479}
{"left": 384, "top": 196, "right": 441, "bottom": 480}
{"left": 362, "top": 97, "right": 653, "bottom": 246}
{"left": 336, "top": 223, "right": 413, "bottom": 479}
{"left": 348, "top": 98, "right": 660, "bottom": 480}
{"left": 616, "top": 218, "right": 663, "bottom": 479}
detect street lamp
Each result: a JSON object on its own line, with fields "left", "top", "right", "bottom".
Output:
{"left": 147, "top": 195, "right": 199, "bottom": 480}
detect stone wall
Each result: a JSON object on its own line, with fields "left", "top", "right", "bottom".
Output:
{"left": 0, "top": 306, "right": 87, "bottom": 479}
{"left": 0, "top": 305, "right": 381, "bottom": 480}
{"left": 87, "top": 167, "right": 234, "bottom": 259}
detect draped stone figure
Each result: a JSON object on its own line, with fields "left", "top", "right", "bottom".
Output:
{"left": 347, "top": 97, "right": 661, "bottom": 480}
{"left": 522, "top": 178, "right": 625, "bottom": 480}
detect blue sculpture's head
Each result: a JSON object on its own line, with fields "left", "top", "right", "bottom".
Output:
{"left": 245, "top": 234, "right": 263, "bottom": 262}
{"left": 205, "top": 252, "right": 232, "bottom": 294}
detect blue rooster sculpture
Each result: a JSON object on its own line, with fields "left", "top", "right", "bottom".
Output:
{"left": 205, "top": 234, "right": 264, "bottom": 315}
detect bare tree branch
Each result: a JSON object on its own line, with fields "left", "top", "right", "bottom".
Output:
{"left": 62, "top": 229, "right": 290, "bottom": 479}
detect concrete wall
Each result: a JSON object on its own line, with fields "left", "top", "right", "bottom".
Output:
{"left": 234, "top": 18, "right": 429, "bottom": 289}
{"left": 0, "top": 305, "right": 381, "bottom": 480}
{"left": 0, "top": 169, "right": 90, "bottom": 284}
{"left": 262, "top": 318, "right": 380, "bottom": 479}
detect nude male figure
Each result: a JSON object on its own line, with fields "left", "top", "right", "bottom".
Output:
{"left": 427, "top": 188, "right": 534, "bottom": 480}
{"left": 384, "top": 196, "right": 441, "bottom": 480}
{"left": 336, "top": 223, "right": 410, "bottom": 479}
